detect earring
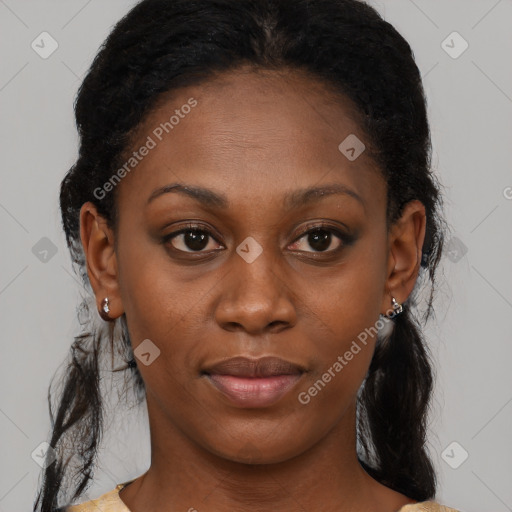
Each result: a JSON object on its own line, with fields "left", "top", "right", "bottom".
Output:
{"left": 99, "top": 297, "right": 111, "bottom": 321}
{"left": 390, "top": 296, "right": 403, "bottom": 317}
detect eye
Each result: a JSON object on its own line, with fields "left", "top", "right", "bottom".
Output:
{"left": 163, "top": 225, "right": 223, "bottom": 253}
{"left": 288, "top": 225, "right": 348, "bottom": 253}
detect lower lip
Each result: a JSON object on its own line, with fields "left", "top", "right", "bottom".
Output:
{"left": 205, "top": 373, "right": 303, "bottom": 408}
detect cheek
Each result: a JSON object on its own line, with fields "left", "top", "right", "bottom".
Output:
{"left": 117, "top": 244, "right": 219, "bottom": 386}
{"left": 119, "top": 269, "right": 200, "bottom": 348}
{"left": 295, "top": 294, "right": 380, "bottom": 423}
{"left": 116, "top": 227, "right": 206, "bottom": 336}
{"left": 295, "top": 250, "right": 386, "bottom": 402}
{"left": 305, "top": 244, "right": 386, "bottom": 344}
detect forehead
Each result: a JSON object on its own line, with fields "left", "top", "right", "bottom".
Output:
{"left": 116, "top": 66, "right": 384, "bottom": 214}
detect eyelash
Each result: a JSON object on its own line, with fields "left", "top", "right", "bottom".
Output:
{"left": 161, "top": 222, "right": 353, "bottom": 256}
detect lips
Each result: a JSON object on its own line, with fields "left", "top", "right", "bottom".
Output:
{"left": 202, "top": 356, "right": 306, "bottom": 378}
{"left": 201, "top": 356, "right": 306, "bottom": 408}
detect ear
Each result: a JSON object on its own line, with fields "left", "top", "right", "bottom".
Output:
{"left": 380, "top": 199, "right": 426, "bottom": 314}
{"left": 80, "top": 202, "right": 124, "bottom": 320}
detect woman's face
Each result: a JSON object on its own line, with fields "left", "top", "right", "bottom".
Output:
{"left": 83, "top": 67, "right": 423, "bottom": 464}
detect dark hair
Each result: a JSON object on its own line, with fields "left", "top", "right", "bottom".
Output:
{"left": 34, "top": 0, "right": 446, "bottom": 510}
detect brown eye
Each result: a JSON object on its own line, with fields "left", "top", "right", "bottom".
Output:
{"left": 289, "top": 228, "right": 345, "bottom": 253}
{"left": 307, "top": 230, "right": 336, "bottom": 252}
{"left": 164, "top": 227, "right": 223, "bottom": 253}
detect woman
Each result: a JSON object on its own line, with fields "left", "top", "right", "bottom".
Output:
{"left": 34, "top": 0, "right": 458, "bottom": 510}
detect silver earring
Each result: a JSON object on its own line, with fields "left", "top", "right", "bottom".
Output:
{"left": 99, "top": 298, "right": 111, "bottom": 321}
{"left": 391, "top": 296, "right": 403, "bottom": 316}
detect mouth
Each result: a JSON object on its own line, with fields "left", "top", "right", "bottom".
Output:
{"left": 201, "top": 356, "right": 306, "bottom": 408}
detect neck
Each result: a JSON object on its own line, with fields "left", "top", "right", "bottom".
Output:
{"left": 119, "top": 395, "right": 413, "bottom": 512}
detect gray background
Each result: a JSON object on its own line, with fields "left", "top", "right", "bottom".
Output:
{"left": 1, "top": 1, "right": 511, "bottom": 511}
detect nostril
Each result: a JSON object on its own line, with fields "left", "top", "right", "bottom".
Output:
{"left": 267, "top": 320, "right": 290, "bottom": 332}
{"left": 223, "top": 321, "right": 244, "bottom": 332}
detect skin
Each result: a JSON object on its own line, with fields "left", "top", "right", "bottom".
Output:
{"left": 80, "top": 66, "right": 426, "bottom": 512}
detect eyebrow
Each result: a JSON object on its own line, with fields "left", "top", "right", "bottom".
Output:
{"left": 285, "top": 183, "right": 365, "bottom": 210}
{"left": 147, "top": 183, "right": 228, "bottom": 208}
{"left": 146, "top": 182, "right": 365, "bottom": 210}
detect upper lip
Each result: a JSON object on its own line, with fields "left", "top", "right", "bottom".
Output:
{"left": 202, "top": 356, "right": 306, "bottom": 378}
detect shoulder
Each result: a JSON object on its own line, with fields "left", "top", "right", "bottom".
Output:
{"left": 398, "top": 502, "right": 461, "bottom": 512}
{"left": 65, "top": 484, "right": 131, "bottom": 512}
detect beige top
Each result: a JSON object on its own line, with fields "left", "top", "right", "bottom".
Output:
{"left": 67, "top": 481, "right": 460, "bottom": 512}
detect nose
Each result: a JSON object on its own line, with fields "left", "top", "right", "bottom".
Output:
{"left": 214, "top": 247, "right": 297, "bottom": 335}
